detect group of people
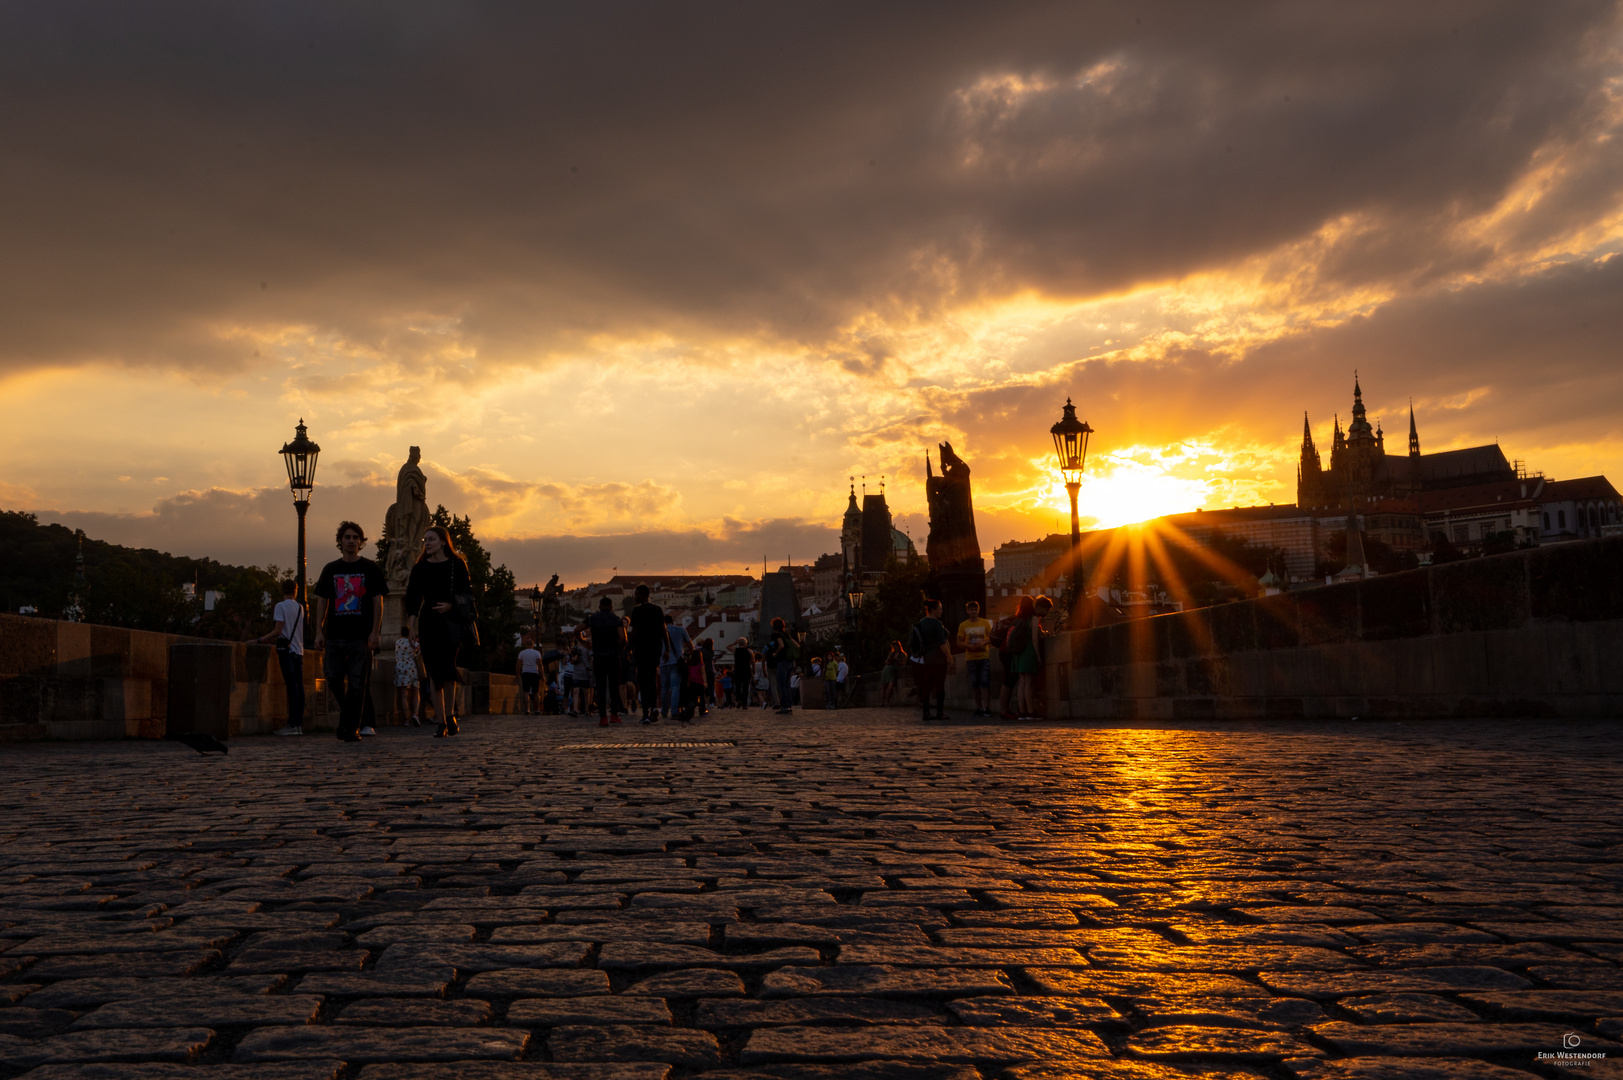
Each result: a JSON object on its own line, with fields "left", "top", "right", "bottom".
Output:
{"left": 873, "top": 594, "right": 1055, "bottom": 722}
{"left": 259, "top": 523, "right": 1059, "bottom": 740}
{"left": 536, "top": 592, "right": 842, "bottom": 725}
{"left": 260, "top": 519, "right": 481, "bottom": 742}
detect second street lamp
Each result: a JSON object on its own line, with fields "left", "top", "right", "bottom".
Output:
{"left": 529, "top": 585, "right": 543, "bottom": 644}
{"left": 278, "top": 419, "right": 321, "bottom": 640}
{"left": 1050, "top": 398, "right": 1093, "bottom": 605}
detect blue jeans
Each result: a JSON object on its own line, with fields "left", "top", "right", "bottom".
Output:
{"left": 824, "top": 677, "right": 837, "bottom": 709}
{"left": 775, "top": 660, "right": 793, "bottom": 710}
{"left": 323, "top": 639, "right": 371, "bottom": 738}
{"left": 278, "top": 649, "right": 305, "bottom": 729}
{"left": 660, "top": 664, "right": 684, "bottom": 715}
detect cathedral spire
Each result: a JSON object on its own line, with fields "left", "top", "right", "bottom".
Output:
{"left": 1347, "top": 372, "right": 1374, "bottom": 441}
{"left": 1408, "top": 401, "right": 1420, "bottom": 457}
{"left": 1299, "top": 412, "right": 1321, "bottom": 472}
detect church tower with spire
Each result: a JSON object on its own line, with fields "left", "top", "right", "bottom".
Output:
{"left": 840, "top": 478, "right": 863, "bottom": 570}
{"left": 1408, "top": 402, "right": 1420, "bottom": 458}
{"left": 1296, "top": 412, "right": 1323, "bottom": 507}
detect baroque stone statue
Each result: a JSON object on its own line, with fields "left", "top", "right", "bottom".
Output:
{"left": 541, "top": 574, "right": 565, "bottom": 638}
{"left": 925, "top": 441, "right": 986, "bottom": 630}
{"left": 384, "top": 446, "right": 429, "bottom": 590}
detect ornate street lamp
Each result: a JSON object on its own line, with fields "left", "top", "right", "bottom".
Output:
{"left": 1050, "top": 398, "right": 1093, "bottom": 608}
{"left": 529, "top": 585, "right": 543, "bottom": 644}
{"left": 1050, "top": 397, "right": 1093, "bottom": 551}
{"left": 278, "top": 419, "right": 321, "bottom": 637}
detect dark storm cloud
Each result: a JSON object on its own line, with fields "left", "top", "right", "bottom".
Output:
{"left": 1, "top": 1, "right": 1617, "bottom": 375}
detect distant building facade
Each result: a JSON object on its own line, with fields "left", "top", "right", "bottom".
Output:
{"left": 991, "top": 534, "right": 1070, "bottom": 586}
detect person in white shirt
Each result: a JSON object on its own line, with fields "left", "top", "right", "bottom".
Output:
{"left": 516, "top": 637, "right": 543, "bottom": 715}
{"left": 836, "top": 654, "right": 850, "bottom": 706}
{"left": 255, "top": 580, "right": 306, "bottom": 736}
{"left": 394, "top": 624, "right": 421, "bottom": 726}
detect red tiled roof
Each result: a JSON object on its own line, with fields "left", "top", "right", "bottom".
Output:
{"left": 1543, "top": 476, "right": 1621, "bottom": 501}
{"left": 1418, "top": 478, "right": 1543, "bottom": 514}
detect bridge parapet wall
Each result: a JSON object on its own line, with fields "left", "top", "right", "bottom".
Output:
{"left": 946, "top": 535, "right": 1623, "bottom": 719}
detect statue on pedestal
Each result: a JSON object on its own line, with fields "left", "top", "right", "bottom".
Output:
{"left": 541, "top": 574, "right": 565, "bottom": 639}
{"left": 384, "top": 447, "right": 429, "bottom": 591}
{"left": 925, "top": 441, "right": 987, "bottom": 631}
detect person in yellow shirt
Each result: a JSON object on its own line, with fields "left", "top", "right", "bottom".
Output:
{"left": 956, "top": 600, "right": 994, "bottom": 717}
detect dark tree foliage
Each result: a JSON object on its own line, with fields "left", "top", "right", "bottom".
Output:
{"left": 0, "top": 510, "right": 277, "bottom": 635}
{"left": 1428, "top": 537, "right": 1470, "bottom": 565}
{"left": 428, "top": 505, "right": 521, "bottom": 673}
{"left": 1317, "top": 530, "right": 1421, "bottom": 577}
{"left": 843, "top": 555, "right": 938, "bottom": 674}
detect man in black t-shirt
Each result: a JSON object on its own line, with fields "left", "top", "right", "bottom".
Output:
{"left": 628, "top": 584, "right": 665, "bottom": 723}
{"left": 585, "top": 597, "right": 626, "bottom": 726}
{"left": 312, "top": 520, "right": 389, "bottom": 742}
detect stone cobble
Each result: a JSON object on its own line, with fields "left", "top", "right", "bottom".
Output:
{"left": 1, "top": 709, "right": 1621, "bottom": 1079}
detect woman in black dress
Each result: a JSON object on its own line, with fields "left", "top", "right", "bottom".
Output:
{"left": 407, "top": 525, "right": 473, "bottom": 738}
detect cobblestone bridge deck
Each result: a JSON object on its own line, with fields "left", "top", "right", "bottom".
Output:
{"left": 2, "top": 709, "right": 1621, "bottom": 1079}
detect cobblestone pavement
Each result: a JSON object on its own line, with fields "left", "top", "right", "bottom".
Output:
{"left": 2, "top": 708, "right": 1622, "bottom": 1080}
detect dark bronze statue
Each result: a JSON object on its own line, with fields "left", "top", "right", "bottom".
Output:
{"left": 925, "top": 442, "right": 986, "bottom": 631}
{"left": 540, "top": 574, "right": 565, "bottom": 638}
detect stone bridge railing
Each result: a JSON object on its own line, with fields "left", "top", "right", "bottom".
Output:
{"left": 0, "top": 615, "right": 521, "bottom": 741}
{"left": 945, "top": 535, "right": 1623, "bottom": 720}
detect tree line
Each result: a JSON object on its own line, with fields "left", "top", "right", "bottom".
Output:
{"left": 0, "top": 508, "right": 522, "bottom": 673}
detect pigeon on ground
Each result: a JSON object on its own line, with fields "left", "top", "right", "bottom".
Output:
{"left": 168, "top": 732, "right": 229, "bottom": 754}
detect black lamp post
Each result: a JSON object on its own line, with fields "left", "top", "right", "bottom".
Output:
{"left": 278, "top": 419, "right": 321, "bottom": 639}
{"left": 528, "top": 585, "right": 542, "bottom": 644}
{"left": 1050, "top": 398, "right": 1093, "bottom": 602}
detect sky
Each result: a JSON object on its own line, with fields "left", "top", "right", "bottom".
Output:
{"left": 4, "top": 1, "right": 1622, "bottom": 586}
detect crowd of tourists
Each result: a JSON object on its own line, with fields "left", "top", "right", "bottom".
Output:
{"left": 257, "top": 521, "right": 1059, "bottom": 741}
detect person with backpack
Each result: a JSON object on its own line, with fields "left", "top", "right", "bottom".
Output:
{"left": 769, "top": 617, "right": 798, "bottom": 715}
{"left": 658, "top": 613, "right": 691, "bottom": 722}
{"left": 256, "top": 578, "right": 307, "bottom": 736}
{"left": 908, "top": 598, "right": 953, "bottom": 722}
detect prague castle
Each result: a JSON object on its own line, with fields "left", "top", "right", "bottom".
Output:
{"left": 1297, "top": 376, "right": 1517, "bottom": 512}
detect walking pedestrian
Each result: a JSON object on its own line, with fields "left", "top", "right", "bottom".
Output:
{"left": 879, "top": 641, "right": 905, "bottom": 707}
{"left": 822, "top": 652, "right": 838, "bottom": 710}
{"left": 699, "top": 637, "right": 715, "bottom": 711}
{"left": 835, "top": 650, "right": 849, "bottom": 708}
{"left": 659, "top": 614, "right": 690, "bottom": 720}
{"left": 585, "top": 597, "right": 625, "bottom": 726}
{"left": 561, "top": 647, "right": 579, "bottom": 715}
{"left": 257, "top": 579, "right": 306, "bottom": 736}
{"left": 731, "top": 638, "right": 754, "bottom": 708}
{"left": 629, "top": 584, "right": 664, "bottom": 723}
{"left": 395, "top": 623, "right": 422, "bottom": 726}
{"left": 405, "top": 525, "right": 471, "bottom": 739}
{"left": 769, "top": 617, "right": 797, "bottom": 715}
{"left": 516, "top": 635, "right": 542, "bottom": 715}
{"left": 312, "top": 520, "right": 388, "bottom": 743}
{"left": 908, "top": 598, "right": 952, "bottom": 722}
{"left": 956, "top": 600, "right": 994, "bottom": 717}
